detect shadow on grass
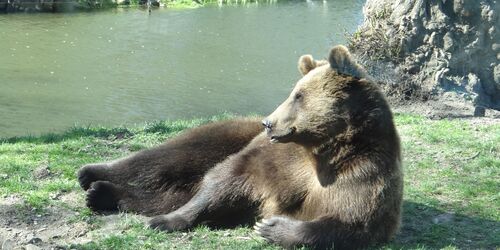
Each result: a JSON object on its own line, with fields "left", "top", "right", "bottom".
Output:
{"left": 390, "top": 201, "right": 499, "bottom": 249}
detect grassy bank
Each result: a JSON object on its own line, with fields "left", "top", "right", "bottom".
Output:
{"left": 0, "top": 114, "right": 498, "bottom": 249}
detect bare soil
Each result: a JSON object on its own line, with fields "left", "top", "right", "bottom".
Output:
{"left": 391, "top": 99, "right": 500, "bottom": 120}
{"left": 381, "top": 78, "right": 500, "bottom": 120}
{"left": 0, "top": 192, "right": 147, "bottom": 250}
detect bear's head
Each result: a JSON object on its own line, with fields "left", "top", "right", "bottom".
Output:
{"left": 263, "top": 45, "right": 390, "bottom": 147}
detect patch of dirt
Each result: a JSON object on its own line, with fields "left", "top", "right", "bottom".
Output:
{"left": 390, "top": 96, "right": 500, "bottom": 121}
{"left": 0, "top": 193, "right": 88, "bottom": 249}
{"left": 0, "top": 192, "right": 147, "bottom": 250}
{"left": 32, "top": 167, "right": 51, "bottom": 180}
{"left": 362, "top": 59, "right": 500, "bottom": 120}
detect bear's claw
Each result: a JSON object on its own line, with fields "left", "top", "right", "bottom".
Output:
{"left": 254, "top": 216, "right": 301, "bottom": 247}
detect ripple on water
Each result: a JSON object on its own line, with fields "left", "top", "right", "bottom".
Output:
{"left": 0, "top": 0, "right": 365, "bottom": 137}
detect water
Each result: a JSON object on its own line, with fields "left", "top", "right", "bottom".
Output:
{"left": 0, "top": 1, "right": 365, "bottom": 138}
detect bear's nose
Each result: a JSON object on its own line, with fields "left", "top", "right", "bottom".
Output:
{"left": 261, "top": 119, "right": 272, "bottom": 129}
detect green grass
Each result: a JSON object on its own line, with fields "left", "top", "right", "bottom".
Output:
{"left": 76, "top": 219, "right": 274, "bottom": 250}
{"left": 0, "top": 113, "right": 498, "bottom": 249}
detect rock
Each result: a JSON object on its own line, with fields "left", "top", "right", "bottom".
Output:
{"left": 2, "top": 239, "right": 14, "bottom": 250}
{"left": 459, "top": 0, "right": 476, "bottom": 17}
{"left": 432, "top": 212, "right": 455, "bottom": 224}
{"left": 465, "top": 73, "right": 481, "bottom": 93}
{"left": 443, "top": 32, "right": 454, "bottom": 52}
{"left": 481, "top": 4, "right": 492, "bottom": 22}
{"left": 415, "top": 53, "right": 425, "bottom": 62}
{"left": 350, "top": 0, "right": 500, "bottom": 111}
{"left": 489, "top": 27, "right": 496, "bottom": 39}
{"left": 494, "top": 64, "right": 500, "bottom": 84}
{"left": 423, "top": 33, "right": 430, "bottom": 43}
{"left": 453, "top": 0, "right": 463, "bottom": 14}
{"left": 434, "top": 68, "right": 450, "bottom": 86}
{"left": 474, "top": 106, "right": 486, "bottom": 117}
{"left": 33, "top": 167, "right": 50, "bottom": 179}
{"left": 151, "top": 0, "right": 160, "bottom": 7}
{"left": 428, "top": 32, "right": 437, "bottom": 45}
{"left": 407, "top": 64, "right": 420, "bottom": 74}
{"left": 27, "top": 237, "right": 42, "bottom": 244}
{"left": 76, "top": 230, "right": 87, "bottom": 237}
{"left": 24, "top": 244, "right": 40, "bottom": 250}
{"left": 462, "top": 24, "right": 470, "bottom": 35}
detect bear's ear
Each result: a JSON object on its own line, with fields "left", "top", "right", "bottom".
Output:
{"left": 298, "top": 55, "right": 328, "bottom": 76}
{"left": 328, "top": 45, "right": 367, "bottom": 79}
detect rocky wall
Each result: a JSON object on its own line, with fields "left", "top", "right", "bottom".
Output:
{"left": 350, "top": 0, "right": 499, "bottom": 111}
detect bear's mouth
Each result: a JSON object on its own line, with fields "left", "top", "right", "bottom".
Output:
{"left": 268, "top": 127, "right": 296, "bottom": 143}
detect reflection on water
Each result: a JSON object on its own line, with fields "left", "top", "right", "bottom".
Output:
{"left": 0, "top": 1, "right": 364, "bottom": 138}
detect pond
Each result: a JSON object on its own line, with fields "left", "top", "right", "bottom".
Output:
{"left": 0, "top": 0, "right": 365, "bottom": 138}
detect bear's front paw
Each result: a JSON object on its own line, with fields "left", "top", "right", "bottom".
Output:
{"left": 254, "top": 216, "right": 302, "bottom": 249}
{"left": 149, "top": 214, "right": 192, "bottom": 232}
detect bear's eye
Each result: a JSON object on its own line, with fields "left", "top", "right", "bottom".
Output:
{"left": 294, "top": 93, "right": 303, "bottom": 101}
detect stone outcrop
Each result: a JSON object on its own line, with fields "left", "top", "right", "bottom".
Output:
{"left": 1, "top": 0, "right": 82, "bottom": 12}
{"left": 0, "top": 0, "right": 146, "bottom": 12}
{"left": 350, "top": 0, "right": 500, "bottom": 111}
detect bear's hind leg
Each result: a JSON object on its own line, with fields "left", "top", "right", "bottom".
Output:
{"left": 148, "top": 159, "right": 256, "bottom": 232}
{"left": 118, "top": 187, "right": 194, "bottom": 216}
{"left": 85, "top": 180, "right": 193, "bottom": 215}
{"left": 80, "top": 118, "right": 263, "bottom": 215}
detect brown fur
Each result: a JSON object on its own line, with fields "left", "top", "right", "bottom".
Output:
{"left": 78, "top": 118, "right": 263, "bottom": 217}
{"left": 78, "top": 45, "right": 402, "bottom": 249}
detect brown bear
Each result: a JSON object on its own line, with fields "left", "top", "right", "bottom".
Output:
{"left": 78, "top": 45, "right": 403, "bottom": 249}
